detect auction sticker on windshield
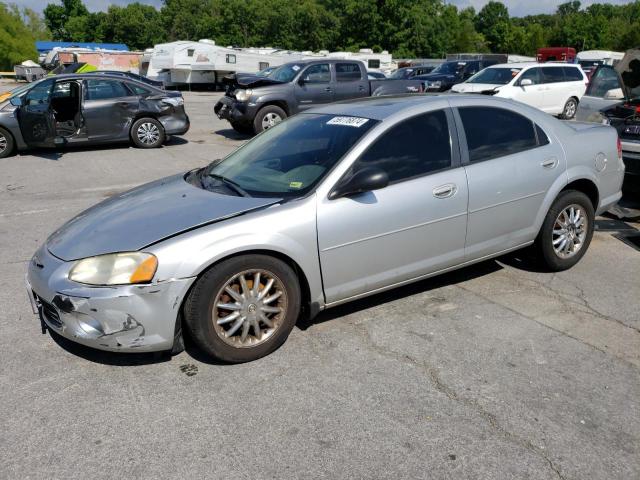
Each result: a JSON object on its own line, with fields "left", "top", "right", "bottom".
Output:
{"left": 327, "top": 116, "right": 369, "bottom": 128}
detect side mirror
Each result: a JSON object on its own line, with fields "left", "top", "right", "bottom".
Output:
{"left": 604, "top": 88, "right": 624, "bottom": 100}
{"left": 520, "top": 79, "right": 533, "bottom": 87}
{"left": 9, "top": 96, "right": 22, "bottom": 106}
{"left": 328, "top": 167, "right": 389, "bottom": 200}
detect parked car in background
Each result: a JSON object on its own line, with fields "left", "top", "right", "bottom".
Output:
{"left": 87, "top": 70, "right": 165, "bottom": 89}
{"left": 0, "top": 73, "right": 189, "bottom": 158}
{"left": 577, "top": 50, "right": 624, "bottom": 78}
{"left": 415, "top": 59, "right": 499, "bottom": 92}
{"left": 214, "top": 59, "right": 424, "bottom": 135}
{"left": 537, "top": 47, "right": 577, "bottom": 63}
{"left": 367, "top": 70, "right": 387, "bottom": 80}
{"left": 451, "top": 63, "right": 588, "bottom": 119}
{"left": 576, "top": 49, "right": 640, "bottom": 191}
{"left": 388, "top": 65, "right": 436, "bottom": 79}
{"left": 27, "top": 95, "right": 624, "bottom": 362}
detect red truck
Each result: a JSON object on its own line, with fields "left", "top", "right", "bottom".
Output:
{"left": 537, "top": 47, "right": 577, "bottom": 63}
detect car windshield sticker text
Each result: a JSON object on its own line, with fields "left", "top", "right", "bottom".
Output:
{"left": 327, "top": 116, "right": 369, "bottom": 128}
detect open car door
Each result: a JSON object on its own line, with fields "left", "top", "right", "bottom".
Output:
{"left": 16, "top": 78, "right": 57, "bottom": 148}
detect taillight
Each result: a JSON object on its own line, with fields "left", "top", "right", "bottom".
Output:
{"left": 617, "top": 137, "right": 623, "bottom": 160}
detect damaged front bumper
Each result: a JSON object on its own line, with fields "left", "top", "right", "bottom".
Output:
{"left": 26, "top": 245, "right": 195, "bottom": 353}
{"left": 214, "top": 96, "right": 259, "bottom": 125}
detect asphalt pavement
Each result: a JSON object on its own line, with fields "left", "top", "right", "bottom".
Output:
{"left": 0, "top": 84, "right": 638, "bottom": 479}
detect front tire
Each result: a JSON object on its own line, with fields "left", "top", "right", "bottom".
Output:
{"left": 253, "top": 105, "right": 286, "bottom": 135}
{"left": 0, "top": 127, "right": 15, "bottom": 158}
{"left": 535, "top": 190, "right": 594, "bottom": 271}
{"left": 183, "top": 255, "right": 301, "bottom": 363}
{"left": 560, "top": 97, "right": 578, "bottom": 120}
{"left": 131, "top": 117, "right": 165, "bottom": 148}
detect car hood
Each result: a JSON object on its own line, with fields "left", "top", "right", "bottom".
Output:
{"left": 46, "top": 174, "right": 282, "bottom": 261}
{"left": 222, "top": 73, "right": 283, "bottom": 89}
{"left": 451, "top": 83, "right": 501, "bottom": 93}
{"left": 420, "top": 73, "right": 456, "bottom": 82}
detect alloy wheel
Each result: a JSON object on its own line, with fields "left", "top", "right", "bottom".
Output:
{"left": 0, "top": 134, "right": 6, "bottom": 154}
{"left": 261, "top": 112, "right": 282, "bottom": 130}
{"left": 137, "top": 122, "right": 160, "bottom": 145}
{"left": 564, "top": 100, "right": 577, "bottom": 118}
{"left": 212, "top": 269, "right": 288, "bottom": 348}
{"left": 552, "top": 204, "right": 587, "bottom": 258}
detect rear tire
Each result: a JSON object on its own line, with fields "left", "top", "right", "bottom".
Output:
{"left": 560, "top": 97, "right": 578, "bottom": 120}
{"left": 253, "top": 105, "right": 286, "bottom": 135}
{"left": 183, "top": 254, "right": 301, "bottom": 363}
{"left": 535, "top": 190, "right": 594, "bottom": 271}
{"left": 0, "top": 127, "right": 15, "bottom": 158}
{"left": 131, "top": 117, "right": 165, "bottom": 148}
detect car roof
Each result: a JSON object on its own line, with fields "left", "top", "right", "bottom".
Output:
{"left": 307, "top": 95, "right": 446, "bottom": 120}
{"left": 487, "top": 62, "right": 581, "bottom": 69}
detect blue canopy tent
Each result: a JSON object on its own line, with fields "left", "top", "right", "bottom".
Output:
{"left": 36, "top": 41, "right": 129, "bottom": 53}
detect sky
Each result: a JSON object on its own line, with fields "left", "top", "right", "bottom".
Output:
{"left": 10, "top": 0, "right": 638, "bottom": 17}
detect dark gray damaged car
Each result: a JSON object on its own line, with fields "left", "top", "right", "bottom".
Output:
{"left": 0, "top": 73, "right": 189, "bottom": 158}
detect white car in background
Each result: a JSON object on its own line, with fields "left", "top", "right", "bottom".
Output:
{"left": 451, "top": 62, "right": 588, "bottom": 119}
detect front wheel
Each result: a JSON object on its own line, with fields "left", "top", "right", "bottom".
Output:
{"left": 131, "top": 117, "right": 165, "bottom": 148}
{"left": 253, "top": 105, "right": 287, "bottom": 135}
{"left": 535, "top": 190, "right": 594, "bottom": 271}
{"left": 560, "top": 97, "right": 578, "bottom": 120}
{"left": 0, "top": 127, "right": 15, "bottom": 158}
{"left": 183, "top": 255, "right": 301, "bottom": 363}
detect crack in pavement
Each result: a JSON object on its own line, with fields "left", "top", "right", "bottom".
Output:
{"left": 349, "top": 320, "right": 567, "bottom": 480}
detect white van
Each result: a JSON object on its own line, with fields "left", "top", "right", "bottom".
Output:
{"left": 451, "top": 62, "right": 588, "bottom": 119}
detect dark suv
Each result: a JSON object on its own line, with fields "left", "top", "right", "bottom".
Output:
{"left": 415, "top": 60, "right": 499, "bottom": 92}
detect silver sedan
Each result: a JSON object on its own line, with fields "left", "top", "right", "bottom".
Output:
{"left": 27, "top": 95, "right": 625, "bottom": 363}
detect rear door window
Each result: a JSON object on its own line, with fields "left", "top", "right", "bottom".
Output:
{"left": 563, "top": 67, "right": 584, "bottom": 82}
{"left": 586, "top": 66, "right": 622, "bottom": 98}
{"left": 86, "top": 79, "right": 131, "bottom": 100}
{"left": 458, "top": 106, "right": 540, "bottom": 163}
{"left": 352, "top": 109, "right": 452, "bottom": 183}
{"left": 541, "top": 67, "right": 566, "bottom": 84}
{"left": 336, "top": 63, "right": 362, "bottom": 82}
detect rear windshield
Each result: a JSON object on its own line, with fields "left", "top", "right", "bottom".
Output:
{"left": 467, "top": 67, "right": 522, "bottom": 85}
{"left": 204, "top": 113, "right": 378, "bottom": 197}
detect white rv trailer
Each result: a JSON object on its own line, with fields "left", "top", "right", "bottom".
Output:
{"left": 576, "top": 50, "right": 624, "bottom": 66}
{"left": 146, "top": 39, "right": 309, "bottom": 87}
{"left": 324, "top": 49, "right": 395, "bottom": 74}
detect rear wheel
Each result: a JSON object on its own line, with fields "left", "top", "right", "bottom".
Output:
{"left": 560, "top": 97, "right": 578, "bottom": 120}
{"left": 0, "top": 127, "right": 15, "bottom": 158}
{"left": 253, "top": 105, "right": 286, "bottom": 135}
{"left": 131, "top": 117, "right": 165, "bottom": 148}
{"left": 183, "top": 254, "right": 301, "bottom": 363}
{"left": 535, "top": 190, "right": 594, "bottom": 271}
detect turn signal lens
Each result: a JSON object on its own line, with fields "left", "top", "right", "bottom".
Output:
{"left": 130, "top": 255, "right": 158, "bottom": 284}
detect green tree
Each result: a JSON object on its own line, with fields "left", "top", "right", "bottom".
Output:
{"left": 475, "top": 1, "right": 510, "bottom": 52}
{"left": 0, "top": 2, "right": 39, "bottom": 70}
{"left": 43, "top": 0, "right": 89, "bottom": 40}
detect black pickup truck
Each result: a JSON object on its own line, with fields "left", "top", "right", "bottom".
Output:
{"left": 214, "top": 59, "right": 425, "bottom": 134}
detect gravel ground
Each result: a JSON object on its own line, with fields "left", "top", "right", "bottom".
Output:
{"left": 0, "top": 83, "right": 638, "bottom": 479}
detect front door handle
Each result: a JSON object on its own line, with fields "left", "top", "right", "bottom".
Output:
{"left": 324, "top": 87, "right": 332, "bottom": 92}
{"left": 358, "top": 85, "right": 366, "bottom": 91}
{"left": 433, "top": 183, "right": 457, "bottom": 199}
{"left": 541, "top": 157, "right": 558, "bottom": 169}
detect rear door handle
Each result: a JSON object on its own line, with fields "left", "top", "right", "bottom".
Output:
{"left": 433, "top": 183, "right": 457, "bottom": 198}
{"left": 358, "top": 85, "right": 366, "bottom": 91}
{"left": 324, "top": 87, "right": 332, "bottom": 92}
{"left": 541, "top": 157, "right": 558, "bottom": 169}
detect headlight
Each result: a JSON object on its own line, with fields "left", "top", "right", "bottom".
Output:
{"left": 68, "top": 252, "right": 158, "bottom": 286}
{"left": 234, "top": 89, "right": 252, "bottom": 102}
{"left": 161, "top": 96, "right": 183, "bottom": 107}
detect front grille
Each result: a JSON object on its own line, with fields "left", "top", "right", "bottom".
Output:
{"left": 39, "top": 298, "right": 62, "bottom": 328}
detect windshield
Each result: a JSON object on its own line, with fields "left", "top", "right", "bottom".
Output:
{"left": 389, "top": 68, "right": 412, "bottom": 79}
{"left": 204, "top": 113, "right": 378, "bottom": 197}
{"left": 269, "top": 63, "right": 303, "bottom": 82}
{"left": 467, "top": 67, "right": 522, "bottom": 85}
{"left": 431, "top": 62, "right": 463, "bottom": 75}
{"left": 0, "top": 82, "right": 34, "bottom": 102}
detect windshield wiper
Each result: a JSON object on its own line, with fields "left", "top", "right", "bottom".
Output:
{"left": 206, "top": 173, "right": 251, "bottom": 197}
